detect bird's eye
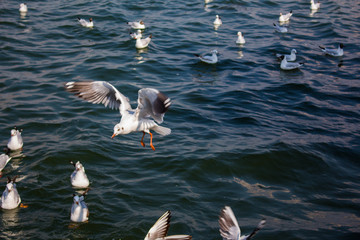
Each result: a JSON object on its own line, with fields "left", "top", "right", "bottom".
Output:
{"left": 121, "top": 127, "right": 124, "bottom": 130}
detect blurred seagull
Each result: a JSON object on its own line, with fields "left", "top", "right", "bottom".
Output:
{"left": 276, "top": 49, "right": 297, "bottom": 61}
{"left": 214, "top": 15, "right": 222, "bottom": 26}
{"left": 127, "top": 21, "right": 145, "bottom": 30}
{"left": 236, "top": 32, "right": 246, "bottom": 45}
{"left": 65, "top": 81, "right": 172, "bottom": 151}
{"left": 7, "top": 127, "right": 23, "bottom": 151}
{"left": 280, "top": 55, "right": 304, "bottom": 70}
{"left": 71, "top": 189, "right": 90, "bottom": 222}
{"left": 78, "top": 17, "right": 94, "bottom": 28}
{"left": 273, "top": 23, "right": 288, "bottom": 33}
{"left": 19, "top": 3, "right": 27, "bottom": 13}
{"left": 219, "top": 206, "right": 266, "bottom": 240}
{"left": 0, "top": 148, "right": 11, "bottom": 172}
{"left": 1, "top": 176, "right": 21, "bottom": 210}
{"left": 144, "top": 210, "right": 192, "bottom": 240}
{"left": 70, "top": 161, "right": 90, "bottom": 188}
{"left": 319, "top": 43, "right": 344, "bottom": 57}
{"left": 130, "top": 29, "right": 143, "bottom": 39}
{"left": 194, "top": 49, "right": 218, "bottom": 64}
{"left": 310, "top": 0, "right": 321, "bottom": 10}
{"left": 279, "top": 10, "right": 293, "bottom": 22}
{"left": 135, "top": 34, "right": 152, "bottom": 49}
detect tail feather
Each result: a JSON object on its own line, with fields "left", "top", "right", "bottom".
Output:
{"left": 152, "top": 125, "right": 171, "bottom": 136}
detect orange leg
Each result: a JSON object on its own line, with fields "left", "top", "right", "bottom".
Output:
{"left": 140, "top": 132, "right": 146, "bottom": 147}
{"left": 149, "top": 132, "right": 155, "bottom": 151}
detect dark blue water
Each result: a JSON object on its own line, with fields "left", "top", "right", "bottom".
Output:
{"left": 0, "top": 0, "right": 360, "bottom": 239}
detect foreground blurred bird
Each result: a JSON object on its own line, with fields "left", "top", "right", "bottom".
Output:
{"left": 71, "top": 188, "right": 90, "bottom": 222}
{"left": 279, "top": 10, "right": 293, "bottom": 22}
{"left": 65, "top": 81, "right": 172, "bottom": 151}
{"left": 70, "top": 161, "right": 90, "bottom": 188}
{"left": 310, "top": 0, "right": 321, "bottom": 10}
{"left": 236, "top": 32, "right": 246, "bottom": 45}
{"left": 319, "top": 43, "right": 344, "bottom": 57}
{"left": 1, "top": 176, "right": 21, "bottom": 210}
{"left": 144, "top": 210, "right": 192, "bottom": 240}
{"left": 7, "top": 126, "right": 23, "bottom": 151}
{"left": 213, "top": 15, "right": 222, "bottom": 26}
{"left": 219, "top": 206, "right": 266, "bottom": 240}
{"left": 19, "top": 3, "right": 28, "bottom": 13}
{"left": 194, "top": 49, "right": 219, "bottom": 64}
{"left": 77, "top": 17, "right": 94, "bottom": 28}
{"left": 0, "top": 148, "right": 12, "bottom": 172}
{"left": 273, "top": 23, "right": 288, "bottom": 33}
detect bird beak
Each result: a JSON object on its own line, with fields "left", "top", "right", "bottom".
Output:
{"left": 111, "top": 133, "right": 116, "bottom": 139}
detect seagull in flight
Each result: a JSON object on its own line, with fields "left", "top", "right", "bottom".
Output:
{"left": 65, "top": 81, "right": 172, "bottom": 151}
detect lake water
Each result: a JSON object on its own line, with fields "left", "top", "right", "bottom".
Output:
{"left": 0, "top": 0, "right": 360, "bottom": 239}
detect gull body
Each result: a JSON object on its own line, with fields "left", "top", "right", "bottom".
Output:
{"left": 7, "top": 127, "right": 23, "bottom": 151}
{"left": 144, "top": 210, "right": 192, "bottom": 240}
{"left": 214, "top": 15, "right": 222, "bottom": 25}
{"left": 319, "top": 43, "right": 344, "bottom": 57}
{"left": 71, "top": 190, "right": 89, "bottom": 222}
{"left": 195, "top": 50, "right": 218, "bottom": 64}
{"left": 310, "top": 0, "right": 321, "bottom": 10}
{"left": 219, "top": 206, "right": 266, "bottom": 240}
{"left": 280, "top": 55, "right": 303, "bottom": 70}
{"left": 279, "top": 10, "right": 293, "bottom": 22}
{"left": 135, "top": 34, "right": 152, "bottom": 49}
{"left": 65, "top": 81, "right": 171, "bottom": 151}
{"left": 19, "top": 3, "right": 27, "bottom": 13}
{"left": 276, "top": 49, "right": 297, "bottom": 61}
{"left": 70, "top": 161, "right": 90, "bottom": 188}
{"left": 236, "top": 32, "right": 246, "bottom": 45}
{"left": 1, "top": 176, "right": 21, "bottom": 210}
{"left": 78, "top": 17, "right": 93, "bottom": 28}
{"left": 0, "top": 149, "right": 12, "bottom": 172}
{"left": 273, "top": 23, "right": 288, "bottom": 33}
{"left": 127, "top": 21, "right": 145, "bottom": 30}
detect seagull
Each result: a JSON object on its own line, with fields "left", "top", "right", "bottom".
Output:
{"left": 279, "top": 10, "right": 293, "bottom": 22}
{"left": 7, "top": 126, "right": 23, "bottom": 151}
{"left": 319, "top": 43, "right": 344, "bottom": 57}
{"left": 1, "top": 176, "right": 21, "bottom": 210}
{"left": 273, "top": 23, "right": 288, "bottom": 33}
{"left": 127, "top": 21, "right": 146, "bottom": 30}
{"left": 214, "top": 15, "right": 222, "bottom": 26}
{"left": 310, "top": 0, "right": 321, "bottom": 10}
{"left": 144, "top": 210, "right": 192, "bottom": 240}
{"left": 0, "top": 148, "right": 12, "bottom": 172}
{"left": 78, "top": 17, "right": 94, "bottom": 28}
{"left": 194, "top": 49, "right": 218, "bottom": 64}
{"left": 135, "top": 34, "right": 152, "bottom": 49}
{"left": 70, "top": 161, "right": 90, "bottom": 188}
{"left": 130, "top": 29, "right": 143, "bottom": 39}
{"left": 65, "top": 81, "right": 172, "bottom": 151}
{"left": 219, "top": 206, "right": 266, "bottom": 240}
{"left": 19, "top": 3, "right": 27, "bottom": 13}
{"left": 71, "top": 188, "right": 90, "bottom": 222}
{"left": 276, "top": 49, "right": 297, "bottom": 61}
{"left": 280, "top": 55, "right": 304, "bottom": 70}
{"left": 236, "top": 32, "right": 246, "bottom": 45}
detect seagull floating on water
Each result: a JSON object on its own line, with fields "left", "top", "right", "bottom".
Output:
{"left": 70, "top": 161, "right": 90, "bottom": 188}
{"left": 130, "top": 29, "right": 143, "bottom": 39}
{"left": 144, "top": 210, "right": 192, "bottom": 240}
{"left": 276, "top": 49, "right": 297, "bottom": 62}
{"left": 1, "top": 176, "right": 21, "bottom": 210}
{"left": 273, "top": 23, "right": 288, "bottom": 33}
{"left": 214, "top": 15, "right": 222, "bottom": 26}
{"left": 135, "top": 34, "right": 152, "bottom": 49}
{"left": 71, "top": 188, "right": 90, "bottom": 222}
{"left": 310, "top": 0, "right": 321, "bottom": 10}
{"left": 78, "top": 17, "right": 94, "bottom": 28}
{"left": 194, "top": 49, "right": 218, "bottom": 64}
{"left": 236, "top": 32, "right": 246, "bottom": 45}
{"left": 280, "top": 55, "right": 304, "bottom": 70}
{"left": 0, "top": 149, "right": 11, "bottom": 172}
{"left": 279, "top": 10, "right": 293, "bottom": 22}
{"left": 7, "top": 127, "right": 23, "bottom": 151}
{"left": 219, "top": 206, "right": 266, "bottom": 240}
{"left": 319, "top": 43, "right": 344, "bottom": 57}
{"left": 127, "top": 21, "right": 146, "bottom": 30}
{"left": 65, "top": 81, "right": 172, "bottom": 151}
{"left": 19, "top": 3, "right": 27, "bottom": 13}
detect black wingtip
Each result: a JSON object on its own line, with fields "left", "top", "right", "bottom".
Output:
{"left": 153, "top": 92, "right": 171, "bottom": 114}
{"left": 319, "top": 46, "right": 325, "bottom": 50}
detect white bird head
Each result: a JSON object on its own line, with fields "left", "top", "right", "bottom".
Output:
{"left": 112, "top": 121, "right": 132, "bottom": 138}
{"left": 237, "top": 32, "right": 243, "bottom": 36}
{"left": 211, "top": 49, "right": 218, "bottom": 54}
{"left": 291, "top": 49, "right": 297, "bottom": 54}
{"left": 75, "top": 161, "right": 84, "bottom": 171}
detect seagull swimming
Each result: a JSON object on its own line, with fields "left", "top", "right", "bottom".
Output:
{"left": 78, "top": 17, "right": 94, "bottom": 28}
{"left": 214, "top": 15, "right": 222, "bottom": 26}
{"left": 135, "top": 34, "right": 152, "bottom": 49}
{"left": 236, "top": 32, "right": 246, "bottom": 45}
{"left": 71, "top": 189, "right": 90, "bottom": 222}
{"left": 276, "top": 49, "right": 297, "bottom": 61}
{"left": 280, "top": 55, "right": 303, "bottom": 70}
{"left": 310, "top": 0, "right": 321, "bottom": 10}
{"left": 65, "top": 81, "right": 172, "bottom": 151}
{"left": 1, "top": 176, "right": 21, "bottom": 210}
{"left": 0, "top": 149, "right": 12, "bottom": 172}
{"left": 7, "top": 127, "right": 23, "bottom": 151}
{"left": 144, "top": 210, "right": 192, "bottom": 240}
{"left": 273, "top": 23, "right": 288, "bottom": 33}
{"left": 194, "top": 49, "right": 218, "bottom": 64}
{"left": 130, "top": 29, "right": 143, "bottom": 39}
{"left": 319, "top": 43, "right": 344, "bottom": 57}
{"left": 19, "top": 3, "right": 27, "bottom": 13}
{"left": 219, "top": 206, "right": 266, "bottom": 240}
{"left": 279, "top": 10, "right": 293, "bottom": 22}
{"left": 127, "top": 21, "right": 146, "bottom": 30}
{"left": 70, "top": 161, "right": 90, "bottom": 188}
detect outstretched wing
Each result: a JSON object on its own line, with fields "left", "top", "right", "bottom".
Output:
{"left": 246, "top": 219, "right": 266, "bottom": 240}
{"left": 65, "top": 81, "right": 131, "bottom": 116}
{"left": 144, "top": 210, "right": 171, "bottom": 240}
{"left": 219, "top": 206, "right": 241, "bottom": 240}
{"left": 136, "top": 88, "right": 171, "bottom": 124}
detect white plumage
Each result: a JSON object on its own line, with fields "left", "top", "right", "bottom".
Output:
{"left": 7, "top": 127, "right": 23, "bottom": 151}
{"left": 71, "top": 190, "right": 89, "bottom": 222}
{"left": 214, "top": 15, "right": 222, "bottom": 26}
{"left": 310, "top": 0, "right": 321, "bottom": 10}
{"left": 78, "top": 17, "right": 94, "bottom": 28}
{"left": 0, "top": 150, "right": 12, "bottom": 172}
{"left": 195, "top": 49, "right": 218, "bottom": 64}
{"left": 280, "top": 55, "right": 303, "bottom": 70}
{"left": 19, "top": 3, "right": 28, "bottom": 13}
{"left": 1, "top": 176, "right": 21, "bottom": 210}
{"left": 279, "top": 10, "right": 293, "bottom": 22}
{"left": 127, "top": 21, "right": 146, "bottom": 30}
{"left": 273, "top": 23, "right": 288, "bottom": 33}
{"left": 319, "top": 43, "right": 344, "bottom": 57}
{"left": 135, "top": 34, "right": 152, "bottom": 49}
{"left": 236, "top": 32, "right": 246, "bottom": 45}
{"left": 70, "top": 161, "right": 90, "bottom": 188}
{"left": 276, "top": 49, "right": 297, "bottom": 62}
